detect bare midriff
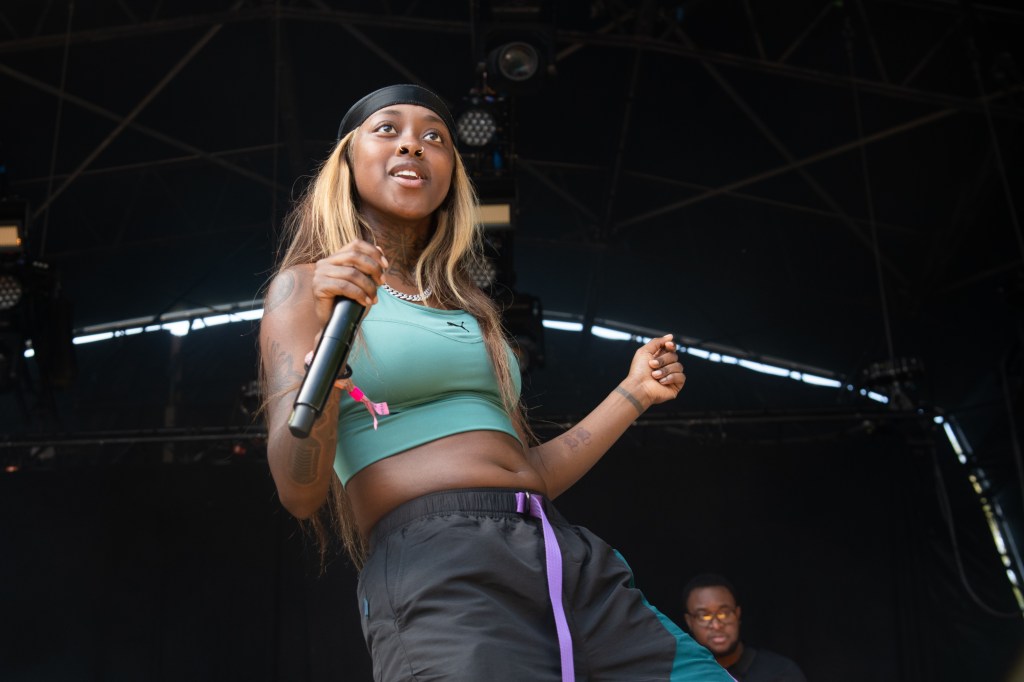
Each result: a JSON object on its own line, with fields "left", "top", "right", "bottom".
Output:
{"left": 344, "top": 430, "right": 546, "bottom": 537}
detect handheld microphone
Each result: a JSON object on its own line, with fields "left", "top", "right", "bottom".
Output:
{"left": 288, "top": 298, "right": 365, "bottom": 438}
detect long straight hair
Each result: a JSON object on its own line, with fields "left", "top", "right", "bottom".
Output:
{"left": 267, "top": 130, "right": 531, "bottom": 569}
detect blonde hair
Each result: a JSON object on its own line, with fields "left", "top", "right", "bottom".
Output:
{"left": 270, "top": 130, "right": 532, "bottom": 569}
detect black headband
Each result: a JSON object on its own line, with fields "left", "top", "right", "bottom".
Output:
{"left": 337, "top": 84, "right": 457, "bottom": 144}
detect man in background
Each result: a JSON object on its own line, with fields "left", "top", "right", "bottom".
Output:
{"left": 683, "top": 573, "right": 808, "bottom": 682}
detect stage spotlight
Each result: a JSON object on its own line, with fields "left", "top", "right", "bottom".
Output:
{"left": 472, "top": 224, "right": 515, "bottom": 295}
{"left": 473, "top": 0, "right": 554, "bottom": 95}
{"left": 490, "top": 41, "right": 540, "bottom": 82}
{"left": 469, "top": 199, "right": 513, "bottom": 293}
{"left": 0, "top": 258, "right": 76, "bottom": 391}
{"left": 467, "top": 253, "right": 499, "bottom": 290}
{"left": 457, "top": 108, "right": 498, "bottom": 147}
{"left": 0, "top": 273, "right": 22, "bottom": 310}
{"left": 454, "top": 93, "right": 512, "bottom": 179}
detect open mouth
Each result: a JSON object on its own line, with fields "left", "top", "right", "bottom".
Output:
{"left": 389, "top": 164, "right": 427, "bottom": 182}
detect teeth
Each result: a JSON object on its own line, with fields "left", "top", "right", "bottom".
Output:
{"left": 394, "top": 170, "right": 421, "bottom": 179}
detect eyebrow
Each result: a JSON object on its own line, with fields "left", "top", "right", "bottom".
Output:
{"left": 371, "top": 109, "right": 446, "bottom": 127}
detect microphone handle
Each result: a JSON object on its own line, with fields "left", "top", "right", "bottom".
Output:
{"left": 288, "top": 298, "right": 365, "bottom": 438}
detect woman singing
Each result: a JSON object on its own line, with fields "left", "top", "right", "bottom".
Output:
{"left": 260, "top": 84, "right": 731, "bottom": 682}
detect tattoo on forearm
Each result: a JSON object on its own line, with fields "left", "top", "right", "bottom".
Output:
{"left": 288, "top": 398, "right": 335, "bottom": 484}
{"left": 265, "top": 270, "right": 296, "bottom": 314}
{"left": 615, "top": 386, "right": 644, "bottom": 416}
{"left": 289, "top": 442, "right": 320, "bottom": 484}
{"left": 564, "top": 427, "right": 593, "bottom": 452}
{"left": 264, "top": 335, "right": 334, "bottom": 486}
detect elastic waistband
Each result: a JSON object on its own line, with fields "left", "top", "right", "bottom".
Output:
{"left": 368, "top": 488, "right": 565, "bottom": 553}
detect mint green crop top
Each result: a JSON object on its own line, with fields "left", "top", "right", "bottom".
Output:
{"left": 333, "top": 286, "right": 522, "bottom": 484}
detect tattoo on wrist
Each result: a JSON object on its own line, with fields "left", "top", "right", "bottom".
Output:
{"left": 615, "top": 386, "right": 644, "bottom": 416}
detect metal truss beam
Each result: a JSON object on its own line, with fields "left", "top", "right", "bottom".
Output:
{"left": 517, "top": 157, "right": 923, "bottom": 242}
{"left": 517, "top": 159, "right": 600, "bottom": 225}
{"left": 555, "top": 30, "right": 1024, "bottom": 120}
{"left": 32, "top": 5, "right": 241, "bottom": 221}
{"left": 611, "top": 105, "right": 964, "bottom": 233}
{"left": 0, "top": 64, "right": 284, "bottom": 192}
{"left": 663, "top": 25, "right": 909, "bottom": 284}
{"left": 778, "top": 0, "right": 834, "bottom": 64}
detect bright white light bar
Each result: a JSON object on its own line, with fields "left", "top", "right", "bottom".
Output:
{"left": 41, "top": 303, "right": 268, "bottom": 352}
{"left": 943, "top": 422, "right": 967, "bottom": 464}
{"left": 705, "top": 353, "right": 739, "bottom": 364}
{"left": 591, "top": 325, "right": 633, "bottom": 341}
{"left": 26, "top": 304, "right": 883, "bottom": 416}
{"left": 197, "top": 314, "right": 234, "bottom": 327}
{"left": 802, "top": 374, "right": 842, "bottom": 388}
{"left": 163, "top": 321, "right": 190, "bottom": 337}
{"left": 867, "top": 391, "right": 889, "bottom": 404}
{"left": 988, "top": 517, "right": 1008, "bottom": 556}
{"left": 738, "top": 359, "right": 791, "bottom": 377}
{"left": 542, "top": 320, "right": 584, "bottom": 332}
{"left": 73, "top": 331, "right": 115, "bottom": 345}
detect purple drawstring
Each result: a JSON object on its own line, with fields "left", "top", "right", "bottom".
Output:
{"left": 516, "top": 491, "right": 574, "bottom": 682}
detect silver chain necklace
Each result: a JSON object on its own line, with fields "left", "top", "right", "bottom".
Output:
{"left": 382, "top": 282, "right": 432, "bottom": 302}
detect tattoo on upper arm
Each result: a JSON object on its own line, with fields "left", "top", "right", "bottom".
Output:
{"left": 564, "top": 427, "right": 593, "bottom": 451}
{"left": 615, "top": 386, "right": 644, "bottom": 416}
{"left": 265, "top": 270, "right": 297, "bottom": 314}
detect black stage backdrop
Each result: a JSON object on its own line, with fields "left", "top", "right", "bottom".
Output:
{"left": 2, "top": 427, "right": 1022, "bottom": 681}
